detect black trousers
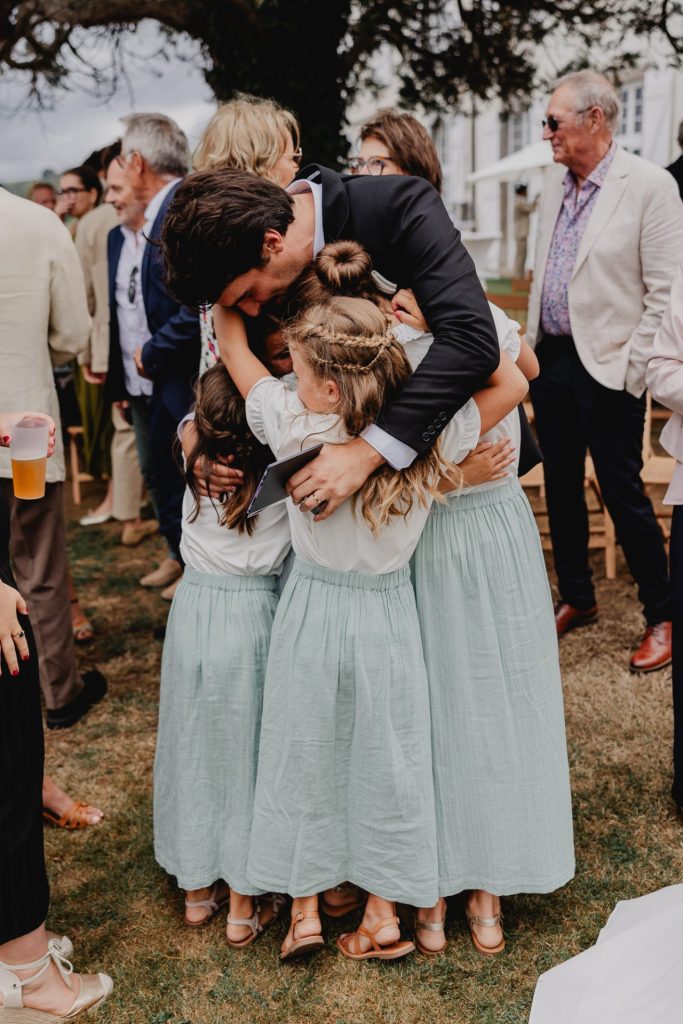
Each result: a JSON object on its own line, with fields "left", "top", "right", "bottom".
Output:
{"left": 670, "top": 506, "right": 683, "bottom": 805}
{"left": 0, "top": 563, "right": 49, "bottom": 944}
{"left": 530, "top": 335, "right": 670, "bottom": 625}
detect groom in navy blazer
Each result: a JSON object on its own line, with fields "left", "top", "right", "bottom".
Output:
{"left": 107, "top": 116, "right": 199, "bottom": 588}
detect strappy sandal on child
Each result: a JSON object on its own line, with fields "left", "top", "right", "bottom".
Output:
{"left": 279, "top": 910, "right": 325, "bottom": 961}
{"left": 414, "top": 907, "right": 448, "bottom": 956}
{"left": 0, "top": 940, "right": 113, "bottom": 1021}
{"left": 320, "top": 883, "right": 365, "bottom": 918}
{"left": 42, "top": 802, "right": 103, "bottom": 831}
{"left": 184, "top": 882, "right": 229, "bottom": 928}
{"left": 226, "top": 893, "right": 287, "bottom": 949}
{"left": 465, "top": 904, "right": 505, "bottom": 955}
{"left": 336, "top": 915, "right": 415, "bottom": 962}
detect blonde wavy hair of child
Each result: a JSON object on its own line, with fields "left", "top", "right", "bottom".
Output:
{"left": 193, "top": 93, "right": 300, "bottom": 179}
{"left": 286, "top": 258, "right": 459, "bottom": 533}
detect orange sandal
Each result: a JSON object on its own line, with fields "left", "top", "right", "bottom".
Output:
{"left": 280, "top": 909, "right": 325, "bottom": 961}
{"left": 337, "top": 915, "right": 415, "bottom": 961}
{"left": 43, "top": 800, "right": 104, "bottom": 830}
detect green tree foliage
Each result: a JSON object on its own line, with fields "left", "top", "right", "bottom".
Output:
{"left": 1, "top": 1, "right": 682, "bottom": 165}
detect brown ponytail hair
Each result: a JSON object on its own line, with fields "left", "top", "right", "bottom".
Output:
{"left": 185, "top": 363, "right": 271, "bottom": 534}
{"left": 286, "top": 277, "right": 457, "bottom": 534}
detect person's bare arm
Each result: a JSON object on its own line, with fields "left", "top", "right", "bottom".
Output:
{"left": 516, "top": 340, "right": 539, "bottom": 381}
{"left": 214, "top": 305, "right": 272, "bottom": 397}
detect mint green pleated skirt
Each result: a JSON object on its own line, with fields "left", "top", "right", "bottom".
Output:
{"left": 153, "top": 566, "right": 278, "bottom": 894}
{"left": 412, "top": 479, "right": 575, "bottom": 896}
{"left": 246, "top": 558, "right": 439, "bottom": 907}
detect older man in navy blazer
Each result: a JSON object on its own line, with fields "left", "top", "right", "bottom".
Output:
{"left": 108, "top": 114, "right": 199, "bottom": 597}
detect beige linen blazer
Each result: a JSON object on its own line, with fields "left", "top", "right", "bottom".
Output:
{"left": 527, "top": 146, "right": 683, "bottom": 398}
{"left": 75, "top": 203, "right": 119, "bottom": 373}
{"left": 0, "top": 188, "right": 91, "bottom": 483}
{"left": 647, "top": 256, "right": 683, "bottom": 462}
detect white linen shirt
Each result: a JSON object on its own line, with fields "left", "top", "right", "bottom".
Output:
{"left": 179, "top": 486, "right": 291, "bottom": 576}
{"left": 115, "top": 225, "right": 153, "bottom": 397}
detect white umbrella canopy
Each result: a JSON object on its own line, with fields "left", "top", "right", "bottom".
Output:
{"left": 467, "top": 140, "right": 554, "bottom": 183}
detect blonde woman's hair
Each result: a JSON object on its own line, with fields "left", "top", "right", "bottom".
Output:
{"left": 287, "top": 280, "right": 457, "bottom": 534}
{"left": 193, "top": 93, "right": 300, "bottom": 179}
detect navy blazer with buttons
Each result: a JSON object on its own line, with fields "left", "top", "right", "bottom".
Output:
{"left": 107, "top": 181, "right": 199, "bottom": 422}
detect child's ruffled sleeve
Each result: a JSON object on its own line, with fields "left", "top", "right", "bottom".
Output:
{"left": 439, "top": 398, "right": 481, "bottom": 465}
{"left": 245, "top": 376, "right": 300, "bottom": 455}
{"left": 488, "top": 301, "right": 522, "bottom": 362}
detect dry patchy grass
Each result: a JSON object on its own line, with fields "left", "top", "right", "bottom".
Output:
{"left": 43, "top": 483, "right": 683, "bottom": 1024}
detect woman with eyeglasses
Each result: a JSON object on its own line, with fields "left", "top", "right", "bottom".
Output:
{"left": 192, "top": 94, "right": 302, "bottom": 376}
{"left": 349, "top": 108, "right": 443, "bottom": 189}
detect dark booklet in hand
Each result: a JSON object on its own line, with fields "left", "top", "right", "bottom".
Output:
{"left": 247, "top": 443, "right": 324, "bottom": 518}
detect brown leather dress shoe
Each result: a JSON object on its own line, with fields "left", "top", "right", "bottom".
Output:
{"left": 629, "top": 621, "right": 672, "bottom": 673}
{"left": 554, "top": 601, "right": 598, "bottom": 638}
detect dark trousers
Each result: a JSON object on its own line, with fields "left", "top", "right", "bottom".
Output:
{"left": 671, "top": 506, "right": 683, "bottom": 804}
{"left": 0, "top": 562, "right": 49, "bottom": 943}
{"left": 1, "top": 480, "right": 83, "bottom": 710}
{"left": 129, "top": 394, "right": 184, "bottom": 564}
{"left": 530, "top": 335, "right": 670, "bottom": 625}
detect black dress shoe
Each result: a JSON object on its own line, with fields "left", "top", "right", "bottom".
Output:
{"left": 46, "top": 670, "right": 108, "bottom": 729}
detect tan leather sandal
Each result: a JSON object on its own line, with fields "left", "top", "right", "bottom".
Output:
{"left": 42, "top": 802, "right": 103, "bottom": 831}
{"left": 0, "top": 941, "right": 112, "bottom": 1020}
{"left": 337, "top": 915, "right": 415, "bottom": 961}
{"left": 184, "top": 882, "right": 229, "bottom": 927}
{"left": 279, "top": 909, "right": 325, "bottom": 961}
{"left": 414, "top": 905, "right": 447, "bottom": 956}
{"left": 465, "top": 902, "right": 505, "bottom": 955}
{"left": 226, "top": 893, "right": 286, "bottom": 949}
{"left": 320, "top": 883, "right": 365, "bottom": 918}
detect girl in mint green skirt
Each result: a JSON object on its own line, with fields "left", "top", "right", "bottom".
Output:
{"left": 214, "top": 244, "right": 527, "bottom": 963}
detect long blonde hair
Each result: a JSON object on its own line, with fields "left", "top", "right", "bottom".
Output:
{"left": 286, "top": 286, "right": 455, "bottom": 534}
{"left": 193, "top": 93, "right": 300, "bottom": 179}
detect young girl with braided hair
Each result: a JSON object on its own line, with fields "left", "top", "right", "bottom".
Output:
{"left": 214, "top": 249, "right": 527, "bottom": 962}
{"left": 153, "top": 360, "right": 290, "bottom": 948}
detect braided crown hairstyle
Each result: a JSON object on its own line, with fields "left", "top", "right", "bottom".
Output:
{"left": 286, "top": 242, "right": 456, "bottom": 534}
{"left": 185, "top": 363, "right": 272, "bottom": 534}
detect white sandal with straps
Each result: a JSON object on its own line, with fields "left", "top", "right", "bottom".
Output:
{"left": 184, "top": 881, "right": 229, "bottom": 927}
{"left": 0, "top": 940, "right": 112, "bottom": 1021}
{"left": 226, "top": 893, "right": 287, "bottom": 949}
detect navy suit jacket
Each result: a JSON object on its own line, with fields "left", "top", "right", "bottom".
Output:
{"left": 107, "top": 181, "right": 200, "bottom": 422}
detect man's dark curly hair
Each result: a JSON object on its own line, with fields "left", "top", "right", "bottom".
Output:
{"left": 161, "top": 168, "right": 295, "bottom": 307}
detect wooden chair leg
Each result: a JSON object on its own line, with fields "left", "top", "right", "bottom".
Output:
{"left": 69, "top": 431, "right": 81, "bottom": 505}
{"left": 604, "top": 509, "right": 617, "bottom": 580}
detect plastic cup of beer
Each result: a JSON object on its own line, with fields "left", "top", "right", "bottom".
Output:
{"left": 10, "top": 417, "right": 49, "bottom": 500}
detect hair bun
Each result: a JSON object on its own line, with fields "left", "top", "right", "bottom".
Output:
{"left": 315, "top": 241, "right": 372, "bottom": 294}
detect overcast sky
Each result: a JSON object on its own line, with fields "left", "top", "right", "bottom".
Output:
{"left": 0, "top": 23, "right": 217, "bottom": 183}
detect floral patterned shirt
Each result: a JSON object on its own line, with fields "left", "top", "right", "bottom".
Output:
{"left": 540, "top": 142, "right": 617, "bottom": 336}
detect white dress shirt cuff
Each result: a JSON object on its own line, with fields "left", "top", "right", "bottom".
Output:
{"left": 361, "top": 425, "right": 417, "bottom": 470}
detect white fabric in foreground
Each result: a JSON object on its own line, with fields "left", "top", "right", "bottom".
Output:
{"left": 529, "top": 885, "right": 683, "bottom": 1024}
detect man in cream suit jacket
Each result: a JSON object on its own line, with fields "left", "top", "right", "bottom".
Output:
{"left": 0, "top": 187, "right": 107, "bottom": 726}
{"left": 527, "top": 70, "right": 683, "bottom": 672}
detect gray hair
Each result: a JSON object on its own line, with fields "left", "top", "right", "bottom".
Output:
{"left": 121, "top": 113, "right": 190, "bottom": 178}
{"left": 553, "top": 71, "right": 621, "bottom": 133}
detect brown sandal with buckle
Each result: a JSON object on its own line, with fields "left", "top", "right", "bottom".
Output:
{"left": 465, "top": 903, "right": 505, "bottom": 955}
{"left": 337, "top": 915, "right": 415, "bottom": 961}
{"left": 280, "top": 909, "right": 325, "bottom": 961}
{"left": 43, "top": 800, "right": 103, "bottom": 831}
{"left": 320, "top": 883, "right": 365, "bottom": 918}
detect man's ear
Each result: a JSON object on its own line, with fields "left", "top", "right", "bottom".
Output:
{"left": 262, "top": 229, "right": 285, "bottom": 259}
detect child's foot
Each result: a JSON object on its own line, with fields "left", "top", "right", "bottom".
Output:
{"left": 227, "top": 892, "right": 285, "bottom": 948}
{"left": 337, "top": 895, "right": 414, "bottom": 961}
{"left": 280, "top": 896, "right": 325, "bottom": 960}
{"left": 184, "top": 881, "right": 229, "bottom": 927}
{"left": 465, "top": 890, "right": 505, "bottom": 954}
{"left": 414, "top": 897, "right": 447, "bottom": 955}
{"left": 321, "top": 882, "right": 365, "bottom": 917}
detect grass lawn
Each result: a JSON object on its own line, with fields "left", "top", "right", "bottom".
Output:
{"left": 44, "top": 484, "right": 683, "bottom": 1024}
